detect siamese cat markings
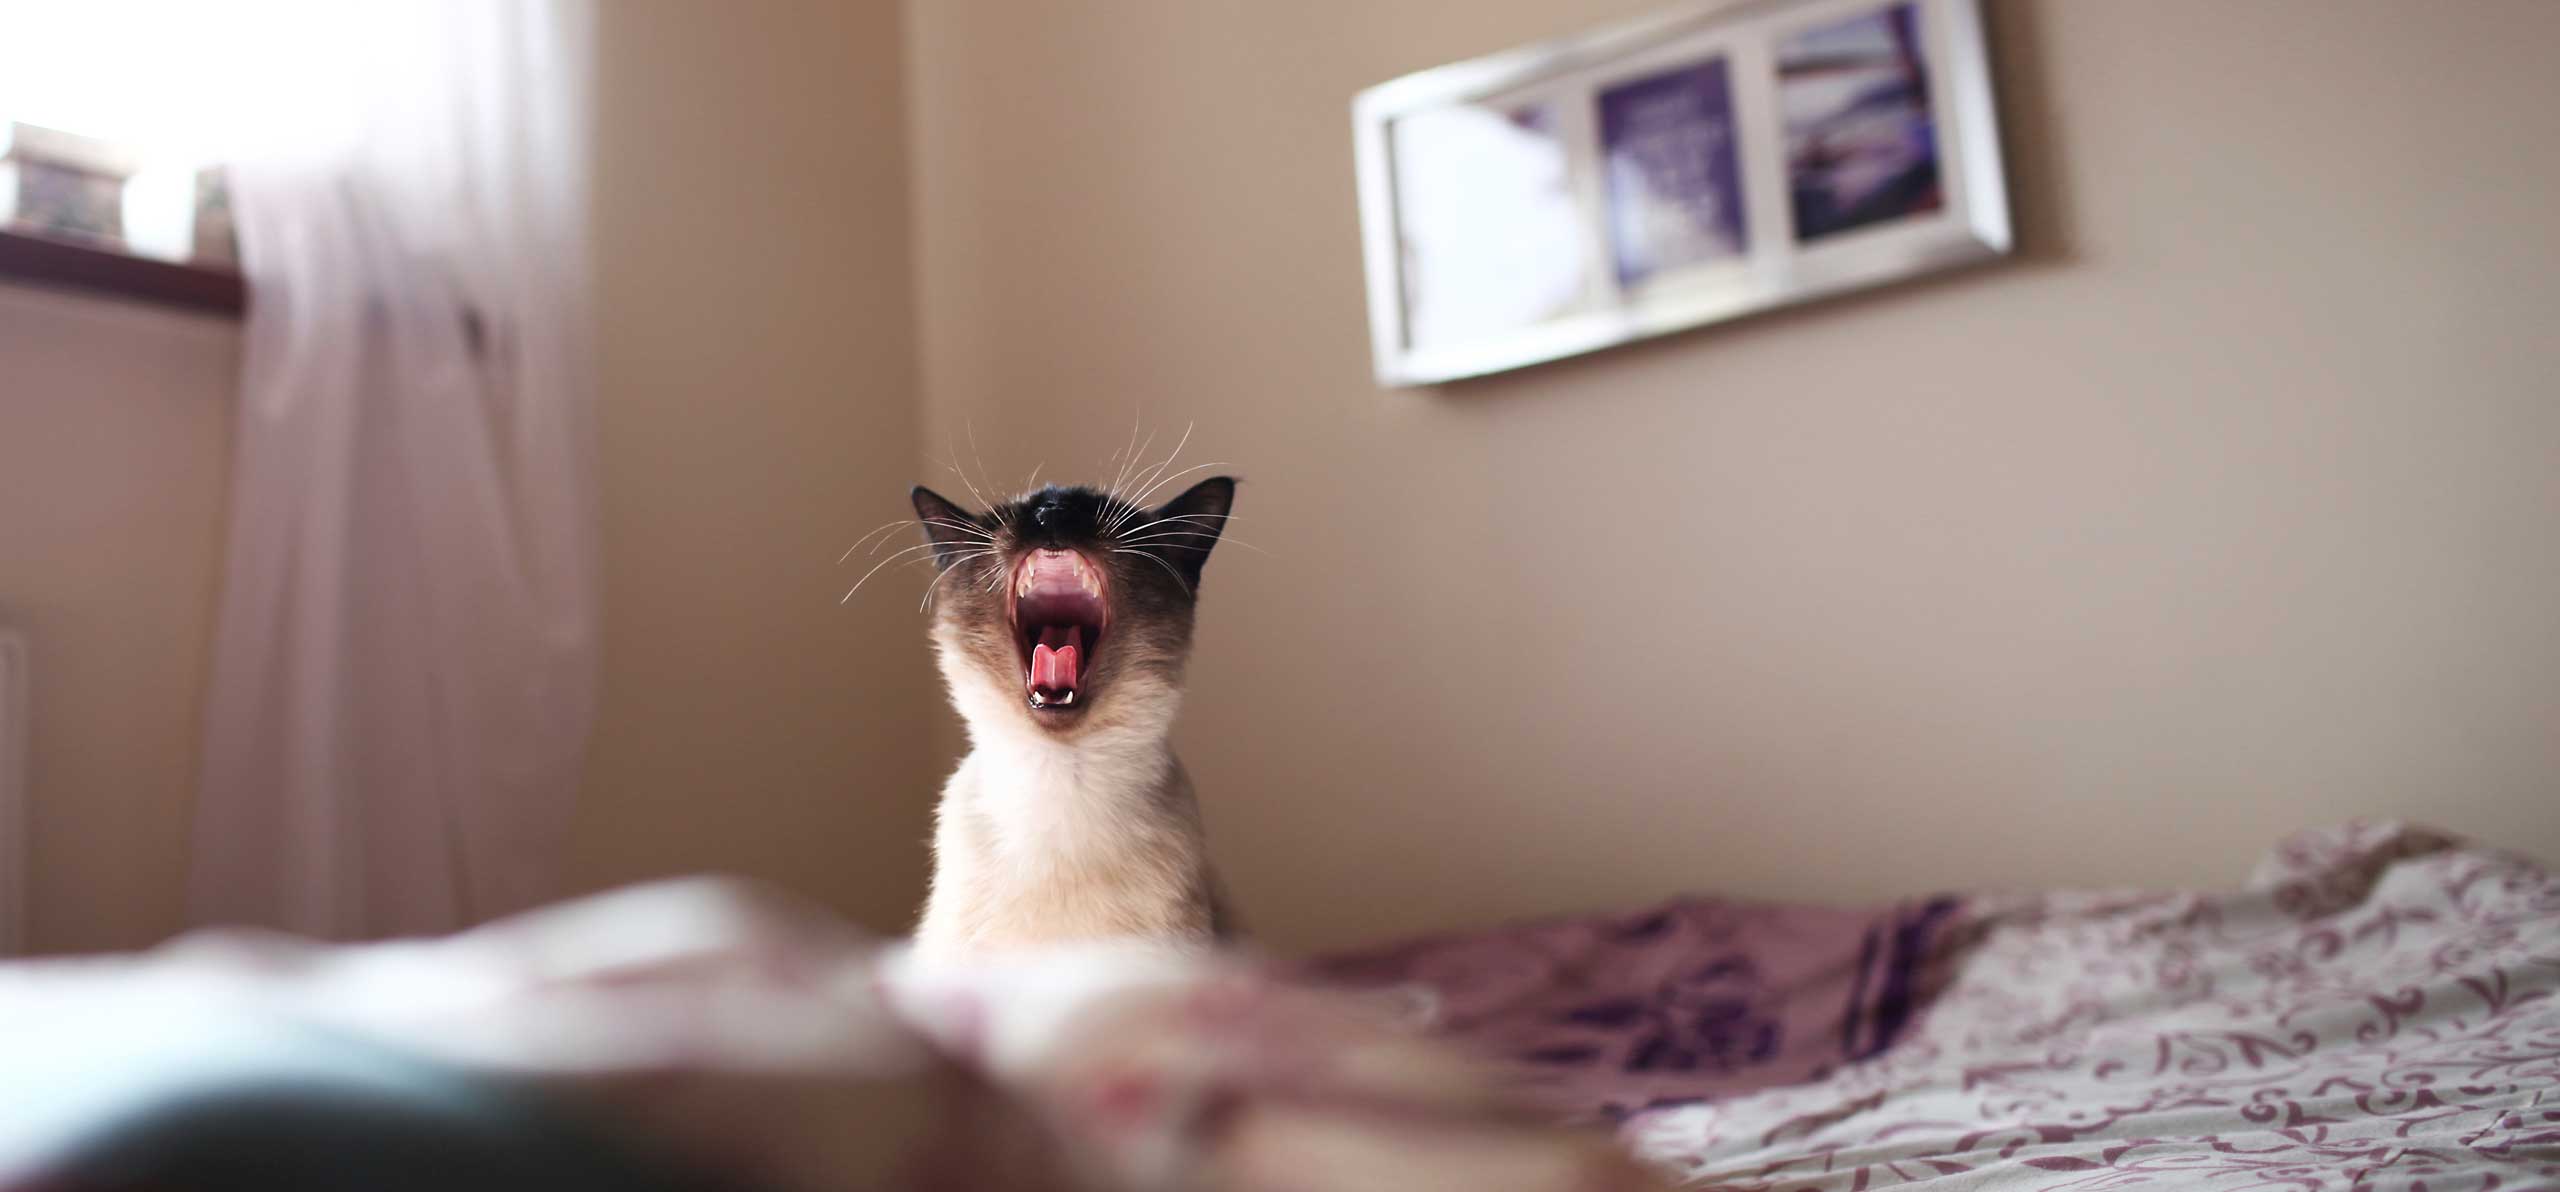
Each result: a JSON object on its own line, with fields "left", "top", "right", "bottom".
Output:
{"left": 904, "top": 474, "right": 1236, "bottom": 955}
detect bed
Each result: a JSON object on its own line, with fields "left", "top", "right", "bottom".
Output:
{"left": 0, "top": 821, "right": 2548, "bottom": 1190}
{"left": 1311, "top": 821, "right": 2560, "bottom": 1189}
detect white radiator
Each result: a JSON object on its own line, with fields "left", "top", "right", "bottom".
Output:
{"left": 0, "top": 628, "right": 23, "bottom": 954}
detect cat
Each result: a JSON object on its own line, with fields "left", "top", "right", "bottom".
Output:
{"left": 905, "top": 475, "right": 1236, "bottom": 956}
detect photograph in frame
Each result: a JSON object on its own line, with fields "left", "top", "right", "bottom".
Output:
{"left": 1777, "top": 2, "right": 1944, "bottom": 242}
{"left": 1390, "top": 99, "right": 1589, "bottom": 351}
{"left": 1598, "top": 55, "right": 1749, "bottom": 289}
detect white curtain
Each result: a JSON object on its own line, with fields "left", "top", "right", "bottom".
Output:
{"left": 187, "top": 1, "right": 599, "bottom": 939}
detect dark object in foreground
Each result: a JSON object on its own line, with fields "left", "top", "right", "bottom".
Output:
{"left": 10, "top": 1019, "right": 718, "bottom": 1192}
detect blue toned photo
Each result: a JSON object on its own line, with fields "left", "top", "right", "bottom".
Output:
{"left": 1599, "top": 57, "right": 1749, "bottom": 288}
{"left": 1779, "top": 3, "right": 1943, "bottom": 242}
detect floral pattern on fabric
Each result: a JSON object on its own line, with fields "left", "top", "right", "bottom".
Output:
{"left": 1305, "top": 890, "right": 1963, "bottom": 1125}
{"left": 1314, "top": 823, "right": 2560, "bottom": 1190}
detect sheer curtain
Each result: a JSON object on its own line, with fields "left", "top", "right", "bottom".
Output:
{"left": 186, "top": 0, "right": 599, "bottom": 938}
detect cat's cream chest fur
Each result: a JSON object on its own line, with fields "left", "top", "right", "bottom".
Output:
{"left": 914, "top": 723, "right": 1215, "bottom": 956}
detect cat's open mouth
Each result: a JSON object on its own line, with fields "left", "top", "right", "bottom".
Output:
{"left": 1007, "top": 549, "right": 1109, "bottom": 713}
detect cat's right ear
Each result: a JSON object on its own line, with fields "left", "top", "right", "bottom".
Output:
{"left": 911, "top": 486, "right": 984, "bottom": 573}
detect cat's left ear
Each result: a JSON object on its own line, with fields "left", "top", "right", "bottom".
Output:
{"left": 1135, "top": 477, "right": 1235, "bottom": 589}
{"left": 911, "top": 486, "right": 985, "bottom": 573}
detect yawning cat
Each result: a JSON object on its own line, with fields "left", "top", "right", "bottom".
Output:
{"left": 905, "top": 476, "right": 1236, "bottom": 955}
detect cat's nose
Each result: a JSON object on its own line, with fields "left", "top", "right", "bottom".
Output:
{"left": 1032, "top": 502, "right": 1060, "bottom": 529}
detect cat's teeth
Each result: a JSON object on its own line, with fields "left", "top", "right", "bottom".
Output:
{"left": 1017, "top": 570, "right": 1034, "bottom": 598}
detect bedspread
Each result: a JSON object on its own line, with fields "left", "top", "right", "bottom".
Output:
{"left": 1306, "top": 822, "right": 2560, "bottom": 1190}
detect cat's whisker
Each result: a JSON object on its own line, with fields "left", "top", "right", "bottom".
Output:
{"left": 867, "top": 539, "right": 954, "bottom": 567}
{"left": 1109, "top": 547, "right": 1193, "bottom": 594}
{"left": 898, "top": 522, "right": 994, "bottom": 561}
{"left": 964, "top": 421, "right": 1010, "bottom": 525}
{"left": 1122, "top": 458, "right": 1224, "bottom": 507}
{"left": 1110, "top": 427, "right": 1158, "bottom": 508}
{"left": 1103, "top": 412, "right": 1145, "bottom": 503}
{"left": 1106, "top": 470, "right": 1199, "bottom": 538}
{"left": 1101, "top": 432, "right": 1134, "bottom": 502}
{"left": 927, "top": 554, "right": 1003, "bottom": 609}
{"left": 939, "top": 450, "right": 988, "bottom": 511}
{"left": 916, "top": 550, "right": 1001, "bottom": 614}
{"left": 1105, "top": 458, "right": 1172, "bottom": 535}
{"left": 844, "top": 555, "right": 947, "bottom": 601}
{"left": 1117, "top": 513, "right": 1239, "bottom": 537}
{"left": 936, "top": 548, "right": 1000, "bottom": 566}
{"left": 1119, "top": 533, "right": 1241, "bottom": 548}
{"left": 842, "top": 540, "right": 974, "bottom": 602}
{"left": 840, "top": 518, "right": 923, "bottom": 564}
{"left": 1112, "top": 461, "right": 1230, "bottom": 528}
{"left": 941, "top": 431, "right": 1004, "bottom": 527}
{"left": 1123, "top": 429, "right": 1160, "bottom": 495}
{"left": 982, "top": 557, "right": 1017, "bottom": 593}
{"left": 1115, "top": 418, "right": 1161, "bottom": 504}
{"left": 913, "top": 517, "right": 995, "bottom": 545}
{"left": 1108, "top": 422, "right": 1194, "bottom": 533}
{"left": 1119, "top": 533, "right": 1266, "bottom": 556}
{"left": 1111, "top": 516, "right": 1239, "bottom": 544}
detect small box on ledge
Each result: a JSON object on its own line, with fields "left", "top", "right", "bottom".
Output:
{"left": 0, "top": 122, "right": 138, "bottom": 246}
{"left": 0, "top": 123, "right": 246, "bottom": 314}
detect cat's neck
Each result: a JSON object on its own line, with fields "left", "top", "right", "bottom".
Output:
{"left": 958, "top": 714, "right": 1179, "bottom": 822}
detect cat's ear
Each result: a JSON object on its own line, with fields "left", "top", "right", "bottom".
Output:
{"left": 1137, "top": 476, "right": 1235, "bottom": 590}
{"left": 911, "top": 486, "right": 985, "bottom": 573}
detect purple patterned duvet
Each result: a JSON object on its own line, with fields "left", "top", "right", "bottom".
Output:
{"left": 1306, "top": 822, "right": 2560, "bottom": 1190}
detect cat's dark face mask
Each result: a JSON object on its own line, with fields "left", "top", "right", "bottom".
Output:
{"left": 910, "top": 478, "right": 1234, "bottom": 733}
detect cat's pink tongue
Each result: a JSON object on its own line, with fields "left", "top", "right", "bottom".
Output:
{"left": 1030, "top": 627, "right": 1082, "bottom": 694}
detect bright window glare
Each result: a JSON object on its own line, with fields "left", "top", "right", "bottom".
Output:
{"left": 0, "top": 0, "right": 374, "bottom": 169}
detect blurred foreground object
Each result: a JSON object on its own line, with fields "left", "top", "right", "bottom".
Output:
{"left": 0, "top": 878, "right": 1669, "bottom": 1192}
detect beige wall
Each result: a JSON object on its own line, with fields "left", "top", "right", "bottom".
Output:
{"left": 574, "top": 0, "right": 942, "bottom": 932}
{"left": 0, "top": 283, "right": 234, "bottom": 953}
{"left": 906, "top": 0, "right": 2560, "bottom": 951}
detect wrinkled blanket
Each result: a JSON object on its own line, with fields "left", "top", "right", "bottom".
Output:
{"left": 1308, "top": 822, "right": 2560, "bottom": 1190}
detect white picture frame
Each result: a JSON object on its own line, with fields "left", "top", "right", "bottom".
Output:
{"left": 1353, "top": 0, "right": 2010, "bottom": 386}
